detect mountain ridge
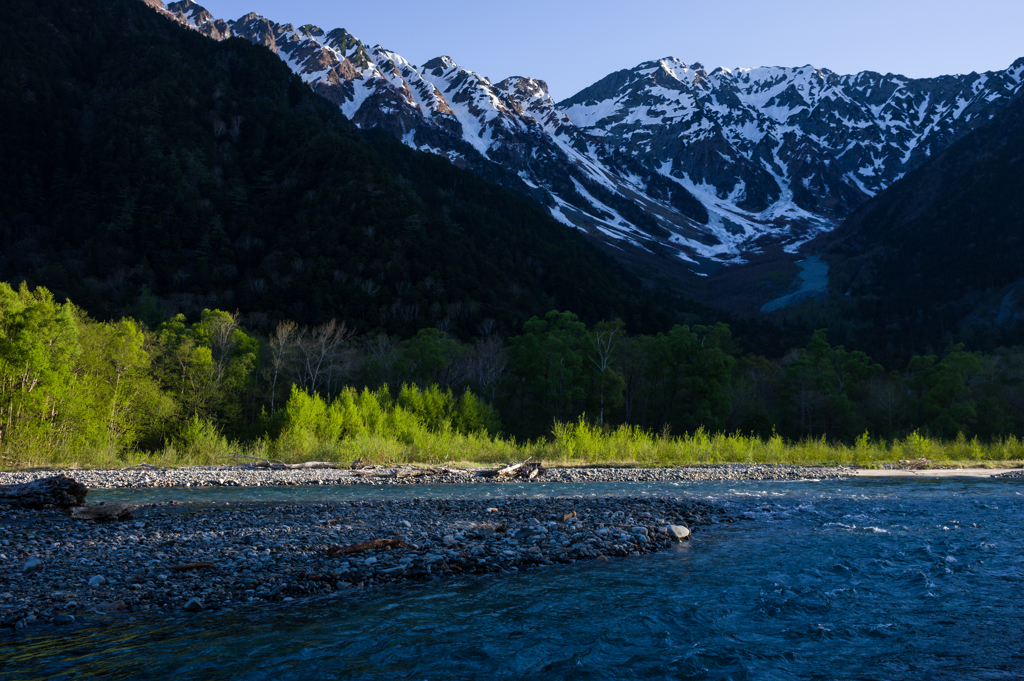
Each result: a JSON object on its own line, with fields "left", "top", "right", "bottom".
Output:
{"left": 143, "top": 0, "right": 1023, "bottom": 277}
{"left": 2, "top": 0, "right": 699, "bottom": 339}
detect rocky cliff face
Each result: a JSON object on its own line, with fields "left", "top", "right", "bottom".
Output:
{"left": 144, "top": 0, "right": 1024, "bottom": 274}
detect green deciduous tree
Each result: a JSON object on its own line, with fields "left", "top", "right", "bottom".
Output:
{"left": 505, "top": 311, "right": 590, "bottom": 436}
{"left": 645, "top": 323, "right": 736, "bottom": 434}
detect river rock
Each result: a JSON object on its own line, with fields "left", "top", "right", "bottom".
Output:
{"left": 666, "top": 525, "right": 690, "bottom": 541}
{"left": 88, "top": 575, "right": 106, "bottom": 587}
{"left": 183, "top": 597, "right": 204, "bottom": 613}
{"left": 71, "top": 503, "right": 134, "bottom": 521}
{"left": 22, "top": 557, "right": 42, "bottom": 574}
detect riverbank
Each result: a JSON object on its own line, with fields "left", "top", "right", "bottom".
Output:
{"left": 0, "top": 463, "right": 851, "bottom": 490}
{"left": 0, "top": 494, "right": 723, "bottom": 631}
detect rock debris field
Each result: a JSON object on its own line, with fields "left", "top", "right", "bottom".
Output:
{"left": 0, "top": 464, "right": 841, "bottom": 633}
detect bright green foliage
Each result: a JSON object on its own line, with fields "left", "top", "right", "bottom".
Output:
{"left": 76, "top": 317, "right": 174, "bottom": 452}
{"left": 152, "top": 310, "right": 258, "bottom": 429}
{"left": 276, "top": 384, "right": 500, "bottom": 458}
{"left": 153, "top": 314, "right": 218, "bottom": 419}
{"left": 396, "top": 384, "right": 500, "bottom": 435}
{"left": 0, "top": 283, "right": 83, "bottom": 459}
{"left": 175, "top": 415, "right": 230, "bottom": 461}
{"left": 0, "top": 283, "right": 171, "bottom": 462}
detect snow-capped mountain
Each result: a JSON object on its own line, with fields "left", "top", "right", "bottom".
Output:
{"left": 145, "top": 0, "right": 1024, "bottom": 274}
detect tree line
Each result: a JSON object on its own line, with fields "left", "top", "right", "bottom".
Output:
{"left": 5, "top": 281, "right": 1024, "bottom": 464}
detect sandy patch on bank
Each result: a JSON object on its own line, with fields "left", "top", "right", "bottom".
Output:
{"left": 853, "top": 468, "right": 1019, "bottom": 478}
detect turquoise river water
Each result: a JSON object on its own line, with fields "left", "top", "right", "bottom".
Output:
{"left": 3, "top": 478, "right": 1023, "bottom": 680}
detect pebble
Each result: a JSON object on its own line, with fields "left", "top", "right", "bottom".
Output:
{"left": 88, "top": 576, "right": 106, "bottom": 588}
{"left": 22, "top": 557, "right": 42, "bottom": 574}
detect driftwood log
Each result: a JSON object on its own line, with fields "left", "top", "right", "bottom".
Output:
{"left": 117, "top": 462, "right": 165, "bottom": 471}
{"left": 170, "top": 561, "right": 217, "bottom": 572}
{"left": 70, "top": 502, "right": 134, "bottom": 521}
{"left": 0, "top": 475, "right": 87, "bottom": 509}
{"left": 226, "top": 455, "right": 341, "bottom": 470}
{"left": 327, "top": 538, "right": 407, "bottom": 558}
{"left": 477, "top": 460, "right": 546, "bottom": 480}
{"left": 225, "top": 455, "right": 465, "bottom": 477}
{"left": 389, "top": 466, "right": 464, "bottom": 479}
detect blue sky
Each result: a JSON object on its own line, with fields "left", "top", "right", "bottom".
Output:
{"left": 199, "top": 0, "right": 1024, "bottom": 100}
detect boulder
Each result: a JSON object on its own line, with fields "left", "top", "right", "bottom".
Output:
{"left": 666, "top": 525, "right": 690, "bottom": 541}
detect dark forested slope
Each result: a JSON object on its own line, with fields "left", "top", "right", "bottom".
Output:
{"left": 0, "top": 0, "right": 687, "bottom": 337}
{"left": 820, "top": 89, "right": 1024, "bottom": 347}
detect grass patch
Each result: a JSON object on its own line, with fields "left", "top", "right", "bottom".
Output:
{"left": 4, "top": 417, "right": 1023, "bottom": 471}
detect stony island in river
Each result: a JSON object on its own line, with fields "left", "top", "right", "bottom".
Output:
{"left": 0, "top": 463, "right": 845, "bottom": 631}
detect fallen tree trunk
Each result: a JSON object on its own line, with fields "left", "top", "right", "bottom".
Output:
{"left": 70, "top": 502, "right": 134, "bottom": 521}
{"left": 0, "top": 475, "right": 87, "bottom": 509}
{"left": 327, "top": 538, "right": 407, "bottom": 558}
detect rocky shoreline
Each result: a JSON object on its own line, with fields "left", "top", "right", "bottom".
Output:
{"left": 0, "top": 463, "right": 851, "bottom": 490}
{"left": 0, "top": 494, "right": 726, "bottom": 632}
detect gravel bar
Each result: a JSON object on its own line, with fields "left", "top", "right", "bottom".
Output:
{"left": 0, "top": 463, "right": 850, "bottom": 490}
{"left": 0, "top": 494, "right": 727, "bottom": 631}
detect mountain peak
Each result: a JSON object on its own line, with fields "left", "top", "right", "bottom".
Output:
{"left": 422, "top": 55, "right": 459, "bottom": 74}
{"left": 297, "top": 23, "right": 323, "bottom": 38}
{"left": 497, "top": 76, "right": 549, "bottom": 98}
